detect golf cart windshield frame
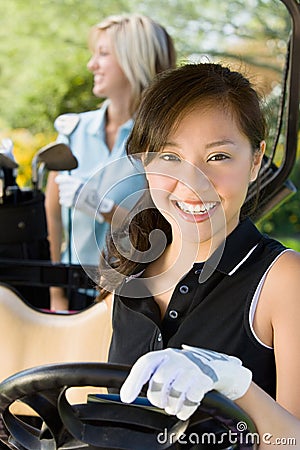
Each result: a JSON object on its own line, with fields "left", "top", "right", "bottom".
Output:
{"left": 245, "top": 0, "right": 300, "bottom": 220}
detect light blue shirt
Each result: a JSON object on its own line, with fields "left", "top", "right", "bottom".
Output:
{"left": 55, "top": 101, "right": 146, "bottom": 266}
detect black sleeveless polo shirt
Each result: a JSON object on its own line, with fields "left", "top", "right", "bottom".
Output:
{"left": 109, "top": 218, "right": 287, "bottom": 398}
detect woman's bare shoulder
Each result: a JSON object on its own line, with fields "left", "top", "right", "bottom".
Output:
{"left": 264, "top": 248, "right": 300, "bottom": 317}
{"left": 272, "top": 249, "right": 300, "bottom": 278}
{"left": 261, "top": 249, "right": 300, "bottom": 314}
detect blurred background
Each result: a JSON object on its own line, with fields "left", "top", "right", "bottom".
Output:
{"left": 0, "top": 0, "right": 299, "bottom": 249}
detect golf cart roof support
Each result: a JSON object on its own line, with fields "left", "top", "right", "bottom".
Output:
{"left": 246, "top": 0, "right": 300, "bottom": 220}
{"left": 278, "top": 0, "right": 300, "bottom": 182}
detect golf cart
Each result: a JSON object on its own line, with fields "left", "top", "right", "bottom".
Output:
{"left": 0, "top": 0, "right": 299, "bottom": 448}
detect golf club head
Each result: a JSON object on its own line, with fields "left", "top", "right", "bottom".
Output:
{"left": 31, "top": 142, "right": 78, "bottom": 188}
{"left": 0, "top": 138, "right": 18, "bottom": 169}
{"left": 34, "top": 142, "right": 78, "bottom": 171}
{"left": 0, "top": 153, "right": 18, "bottom": 169}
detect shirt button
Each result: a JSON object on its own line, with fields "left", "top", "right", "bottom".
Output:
{"left": 157, "top": 333, "right": 162, "bottom": 342}
{"left": 179, "top": 285, "right": 189, "bottom": 294}
{"left": 169, "top": 310, "right": 178, "bottom": 319}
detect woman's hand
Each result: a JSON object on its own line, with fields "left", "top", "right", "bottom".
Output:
{"left": 55, "top": 174, "right": 114, "bottom": 224}
{"left": 120, "top": 346, "right": 252, "bottom": 420}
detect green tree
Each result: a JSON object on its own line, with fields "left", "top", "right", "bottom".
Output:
{"left": 0, "top": 0, "right": 291, "bottom": 133}
{"left": 0, "top": 0, "right": 131, "bottom": 132}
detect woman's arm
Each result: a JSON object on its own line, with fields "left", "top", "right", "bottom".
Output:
{"left": 259, "top": 250, "right": 300, "bottom": 418}
{"left": 45, "top": 170, "right": 63, "bottom": 263}
{"left": 44, "top": 170, "right": 68, "bottom": 310}
{"left": 236, "top": 382, "right": 300, "bottom": 449}
{"left": 120, "top": 346, "right": 300, "bottom": 449}
{"left": 273, "top": 251, "right": 300, "bottom": 418}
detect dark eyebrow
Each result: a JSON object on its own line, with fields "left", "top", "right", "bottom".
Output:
{"left": 162, "top": 141, "right": 179, "bottom": 148}
{"left": 205, "top": 139, "right": 236, "bottom": 149}
{"left": 162, "top": 139, "right": 236, "bottom": 151}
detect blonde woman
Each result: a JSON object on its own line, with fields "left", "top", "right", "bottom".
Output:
{"left": 45, "top": 14, "right": 176, "bottom": 310}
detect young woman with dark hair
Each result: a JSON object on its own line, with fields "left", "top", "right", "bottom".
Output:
{"left": 99, "top": 63, "right": 300, "bottom": 447}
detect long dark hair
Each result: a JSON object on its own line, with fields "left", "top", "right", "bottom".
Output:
{"left": 98, "top": 63, "right": 266, "bottom": 298}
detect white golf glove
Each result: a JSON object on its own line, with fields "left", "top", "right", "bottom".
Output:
{"left": 55, "top": 174, "right": 114, "bottom": 224}
{"left": 120, "top": 346, "right": 252, "bottom": 421}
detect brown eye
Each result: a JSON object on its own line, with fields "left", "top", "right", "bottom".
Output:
{"left": 208, "top": 154, "right": 229, "bottom": 162}
{"left": 160, "top": 153, "right": 181, "bottom": 162}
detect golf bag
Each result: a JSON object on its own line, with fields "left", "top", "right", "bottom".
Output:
{"left": 0, "top": 189, "right": 50, "bottom": 308}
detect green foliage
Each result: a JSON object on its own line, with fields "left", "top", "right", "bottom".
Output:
{"left": 0, "top": 0, "right": 290, "bottom": 133}
{"left": 258, "top": 155, "right": 300, "bottom": 243}
{"left": 0, "top": 0, "right": 131, "bottom": 133}
{"left": 278, "top": 237, "right": 300, "bottom": 251}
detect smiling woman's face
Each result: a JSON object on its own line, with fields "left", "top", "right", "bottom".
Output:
{"left": 145, "top": 106, "right": 264, "bottom": 248}
{"left": 87, "top": 30, "right": 131, "bottom": 100}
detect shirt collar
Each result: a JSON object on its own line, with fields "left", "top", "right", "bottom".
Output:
{"left": 204, "top": 218, "right": 262, "bottom": 276}
{"left": 119, "top": 218, "right": 263, "bottom": 289}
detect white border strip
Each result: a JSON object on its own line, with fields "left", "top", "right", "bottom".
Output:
{"left": 248, "top": 249, "right": 292, "bottom": 349}
{"left": 228, "top": 244, "right": 259, "bottom": 276}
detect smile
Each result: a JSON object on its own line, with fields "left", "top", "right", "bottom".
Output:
{"left": 94, "top": 74, "right": 104, "bottom": 82}
{"left": 176, "top": 201, "right": 217, "bottom": 215}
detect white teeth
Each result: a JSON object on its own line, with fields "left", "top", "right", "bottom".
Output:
{"left": 176, "top": 201, "right": 216, "bottom": 214}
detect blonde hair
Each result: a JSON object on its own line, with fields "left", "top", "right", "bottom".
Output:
{"left": 88, "top": 14, "right": 176, "bottom": 114}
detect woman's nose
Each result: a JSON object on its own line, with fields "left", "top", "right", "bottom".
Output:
{"left": 87, "top": 55, "right": 97, "bottom": 71}
{"left": 175, "top": 162, "right": 212, "bottom": 196}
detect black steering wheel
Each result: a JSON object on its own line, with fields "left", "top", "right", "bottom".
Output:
{"left": 0, "top": 362, "right": 257, "bottom": 450}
